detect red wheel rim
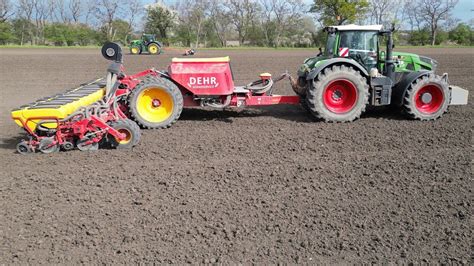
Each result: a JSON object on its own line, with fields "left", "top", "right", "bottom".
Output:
{"left": 323, "top": 79, "right": 358, "bottom": 113}
{"left": 414, "top": 84, "right": 444, "bottom": 114}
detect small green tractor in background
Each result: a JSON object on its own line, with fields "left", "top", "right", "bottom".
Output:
{"left": 129, "top": 34, "right": 163, "bottom": 55}
{"left": 294, "top": 24, "right": 468, "bottom": 122}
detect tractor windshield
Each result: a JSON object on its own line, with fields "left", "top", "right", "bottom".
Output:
{"left": 339, "top": 31, "right": 378, "bottom": 69}
{"left": 325, "top": 32, "right": 337, "bottom": 56}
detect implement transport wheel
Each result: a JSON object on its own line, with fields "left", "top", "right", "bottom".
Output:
{"left": 403, "top": 75, "right": 450, "bottom": 120}
{"left": 130, "top": 46, "right": 141, "bottom": 55}
{"left": 306, "top": 65, "right": 369, "bottom": 122}
{"left": 17, "top": 141, "right": 33, "bottom": 155}
{"left": 128, "top": 76, "right": 183, "bottom": 129}
{"left": 148, "top": 43, "right": 160, "bottom": 55}
{"left": 109, "top": 119, "right": 141, "bottom": 149}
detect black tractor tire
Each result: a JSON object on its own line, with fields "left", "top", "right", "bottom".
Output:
{"left": 109, "top": 119, "right": 141, "bottom": 149}
{"left": 306, "top": 65, "right": 369, "bottom": 122}
{"left": 147, "top": 43, "right": 160, "bottom": 55}
{"left": 128, "top": 76, "right": 183, "bottom": 129}
{"left": 402, "top": 74, "right": 450, "bottom": 120}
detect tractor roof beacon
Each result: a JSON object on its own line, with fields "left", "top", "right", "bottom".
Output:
{"left": 296, "top": 24, "right": 468, "bottom": 122}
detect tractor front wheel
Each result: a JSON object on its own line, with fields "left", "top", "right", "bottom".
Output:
{"left": 148, "top": 43, "right": 160, "bottom": 55}
{"left": 403, "top": 75, "right": 450, "bottom": 120}
{"left": 128, "top": 76, "right": 183, "bottom": 129}
{"left": 109, "top": 119, "right": 141, "bottom": 149}
{"left": 130, "top": 46, "right": 141, "bottom": 55}
{"left": 306, "top": 65, "right": 369, "bottom": 122}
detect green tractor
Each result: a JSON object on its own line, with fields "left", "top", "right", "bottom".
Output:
{"left": 129, "top": 34, "right": 163, "bottom": 55}
{"left": 294, "top": 24, "right": 468, "bottom": 122}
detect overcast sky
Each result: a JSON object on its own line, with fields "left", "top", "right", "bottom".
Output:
{"left": 144, "top": 0, "right": 473, "bottom": 23}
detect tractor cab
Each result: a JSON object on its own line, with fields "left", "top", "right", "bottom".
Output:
{"left": 324, "top": 24, "right": 381, "bottom": 71}
{"left": 142, "top": 34, "right": 156, "bottom": 45}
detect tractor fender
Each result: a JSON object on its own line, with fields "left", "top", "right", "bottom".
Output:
{"left": 149, "top": 41, "right": 163, "bottom": 47}
{"left": 391, "top": 70, "right": 432, "bottom": 106}
{"left": 306, "top": 58, "right": 369, "bottom": 81}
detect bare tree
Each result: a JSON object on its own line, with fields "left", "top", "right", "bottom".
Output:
{"left": 404, "top": 0, "right": 423, "bottom": 31}
{"left": 209, "top": 0, "right": 232, "bottom": 47}
{"left": 272, "top": 0, "right": 304, "bottom": 47}
{"left": 175, "top": 0, "right": 208, "bottom": 48}
{"left": 228, "top": 0, "right": 259, "bottom": 45}
{"left": 69, "top": 0, "right": 82, "bottom": 23}
{"left": 95, "top": 0, "right": 122, "bottom": 40}
{"left": 17, "top": 0, "right": 35, "bottom": 45}
{"left": 126, "top": 0, "right": 142, "bottom": 41}
{"left": 260, "top": 0, "right": 276, "bottom": 46}
{"left": 33, "top": 0, "right": 51, "bottom": 44}
{"left": 259, "top": 0, "right": 305, "bottom": 47}
{"left": 369, "top": 0, "right": 395, "bottom": 25}
{"left": 0, "top": 0, "right": 14, "bottom": 22}
{"left": 419, "top": 0, "right": 458, "bottom": 45}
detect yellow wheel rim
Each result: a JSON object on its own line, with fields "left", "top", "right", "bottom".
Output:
{"left": 137, "top": 88, "right": 174, "bottom": 123}
{"left": 149, "top": 45, "right": 158, "bottom": 54}
{"left": 116, "top": 128, "right": 132, "bottom": 144}
{"left": 131, "top": 47, "right": 139, "bottom": 54}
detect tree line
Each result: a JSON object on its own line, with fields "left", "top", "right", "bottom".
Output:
{"left": 0, "top": 0, "right": 472, "bottom": 47}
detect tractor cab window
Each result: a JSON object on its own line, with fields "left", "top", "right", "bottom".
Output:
{"left": 143, "top": 35, "right": 153, "bottom": 43}
{"left": 325, "top": 32, "right": 337, "bottom": 56}
{"left": 338, "top": 31, "right": 378, "bottom": 70}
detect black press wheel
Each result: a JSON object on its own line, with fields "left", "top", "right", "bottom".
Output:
{"left": 108, "top": 119, "right": 141, "bottom": 149}
{"left": 16, "top": 141, "right": 33, "bottom": 155}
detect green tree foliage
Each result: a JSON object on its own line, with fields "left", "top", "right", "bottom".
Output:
{"left": 449, "top": 23, "right": 473, "bottom": 45}
{"left": 310, "top": 0, "right": 370, "bottom": 25}
{"left": 0, "top": 21, "right": 14, "bottom": 44}
{"left": 408, "top": 27, "right": 431, "bottom": 46}
{"left": 99, "top": 19, "right": 131, "bottom": 45}
{"left": 44, "top": 23, "right": 98, "bottom": 46}
{"left": 11, "top": 19, "right": 35, "bottom": 45}
{"left": 145, "top": 5, "right": 176, "bottom": 44}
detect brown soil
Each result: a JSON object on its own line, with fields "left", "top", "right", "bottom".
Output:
{"left": 0, "top": 47, "right": 472, "bottom": 264}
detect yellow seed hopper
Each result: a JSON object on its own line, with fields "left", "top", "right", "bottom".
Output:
{"left": 11, "top": 79, "right": 106, "bottom": 132}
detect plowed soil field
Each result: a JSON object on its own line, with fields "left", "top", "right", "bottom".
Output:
{"left": 0, "top": 47, "right": 472, "bottom": 264}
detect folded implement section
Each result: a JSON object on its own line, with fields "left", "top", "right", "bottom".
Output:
{"left": 11, "top": 43, "right": 141, "bottom": 154}
{"left": 12, "top": 79, "right": 106, "bottom": 132}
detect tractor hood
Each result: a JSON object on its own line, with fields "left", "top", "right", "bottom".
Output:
{"left": 130, "top": 40, "right": 141, "bottom": 45}
{"left": 392, "top": 51, "right": 437, "bottom": 72}
{"left": 297, "top": 55, "right": 329, "bottom": 77}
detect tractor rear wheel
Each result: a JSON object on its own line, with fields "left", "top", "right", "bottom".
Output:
{"left": 402, "top": 75, "right": 450, "bottom": 120}
{"left": 148, "top": 43, "right": 160, "bottom": 55}
{"left": 109, "top": 119, "right": 141, "bottom": 149}
{"left": 306, "top": 65, "right": 369, "bottom": 122}
{"left": 130, "top": 46, "right": 141, "bottom": 55}
{"left": 128, "top": 76, "right": 183, "bottom": 129}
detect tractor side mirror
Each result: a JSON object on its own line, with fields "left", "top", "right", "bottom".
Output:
{"left": 101, "top": 42, "right": 123, "bottom": 63}
{"left": 317, "top": 47, "right": 323, "bottom": 56}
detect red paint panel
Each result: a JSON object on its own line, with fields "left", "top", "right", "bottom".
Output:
{"left": 245, "top": 95, "right": 301, "bottom": 106}
{"left": 169, "top": 62, "right": 234, "bottom": 95}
